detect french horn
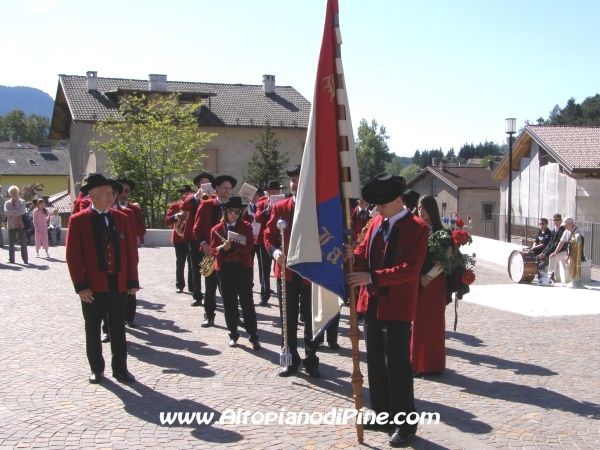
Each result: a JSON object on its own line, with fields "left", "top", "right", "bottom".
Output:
{"left": 198, "top": 230, "right": 227, "bottom": 277}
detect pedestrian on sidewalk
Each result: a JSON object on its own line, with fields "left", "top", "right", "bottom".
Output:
{"left": 33, "top": 199, "right": 50, "bottom": 258}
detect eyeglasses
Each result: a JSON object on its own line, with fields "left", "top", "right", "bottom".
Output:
{"left": 227, "top": 209, "right": 241, "bottom": 215}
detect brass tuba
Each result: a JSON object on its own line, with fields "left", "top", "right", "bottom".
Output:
{"left": 174, "top": 211, "right": 188, "bottom": 238}
{"left": 567, "top": 229, "right": 585, "bottom": 289}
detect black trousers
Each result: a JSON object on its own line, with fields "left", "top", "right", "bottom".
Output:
{"left": 125, "top": 294, "right": 136, "bottom": 322}
{"left": 174, "top": 242, "right": 189, "bottom": 290}
{"left": 257, "top": 244, "right": 272, "bottom": 301}
{"left": 81, "top": 291, "right": 128, "bottom": 374}
{"left": 188, "top": 241, "right": 203, "bottom": 300}
{"left": 315, "top": 312, "right": 340, "bottom": 345}
{"left": 277, "top": 272, "right": 319, "bottom": 370}
{"left": 364, "top": 301, "right": 416, "bottom": 433}
{"left": 219, "top": 263, "right": 258, "bottom": 342}
{"left": 203, "top": 269, "right": 220, "bottom": 320}
{"left": 8, "top": 228, "right": 28, "bottom": 263}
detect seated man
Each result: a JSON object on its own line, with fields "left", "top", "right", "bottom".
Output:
{"left": 537, "top": 213, "right": 564, "bottom": 277}
{"left": 549, "top": 217, "right": 584, "bottom": 280}
{"left": 528, "top": 218, "right": 551, "bottom": 257}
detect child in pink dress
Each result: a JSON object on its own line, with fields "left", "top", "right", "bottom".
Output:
{"left": 33, "top": 199, "right": 50, "bottom": 258}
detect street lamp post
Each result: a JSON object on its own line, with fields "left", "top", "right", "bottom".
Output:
{"left": 505, "top": 118, "right": 516, "bottom": 243}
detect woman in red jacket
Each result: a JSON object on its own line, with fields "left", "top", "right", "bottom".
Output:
{"left": 210, "top": 196, "right": 260, "bottom": 350}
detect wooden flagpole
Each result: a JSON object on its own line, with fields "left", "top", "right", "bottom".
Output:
{"left": 333, "top": 10, "right": 364, "bottom": 445}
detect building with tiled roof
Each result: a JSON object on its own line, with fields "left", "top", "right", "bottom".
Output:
{"left": 492, "top": 125, "right": 600, "bottom": 229}
{"left": 406, "top": 160, "right": 501, "bottom": 238}
{"left": 0, "top": 143, "right": 70, "bottom": 196}
{"left": 49, "top": 72, "right": 310, "bottom": 198}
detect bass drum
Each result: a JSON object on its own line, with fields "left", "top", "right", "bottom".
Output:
{"left": 508, "top": 250, "right": 537, "bottom": 283}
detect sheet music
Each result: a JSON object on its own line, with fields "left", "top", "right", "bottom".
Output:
{"left": 201, "top": 183, "right": 216, "bottom": 194}
{"left": 237, "top": 183, "right": 258, "bottom": 202}
{"left": 227, "top": 230, "right": 247, "bottom": 245}
{"left": 269, "top": 194, "right": 286, "bottom": 205}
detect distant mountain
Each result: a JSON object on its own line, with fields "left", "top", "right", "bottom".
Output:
{"left": 0, "top": 85, "right": 54, "bottom": 118}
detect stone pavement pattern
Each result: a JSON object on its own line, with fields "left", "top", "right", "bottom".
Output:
{"left": 0, "top": 245, "right": 599, "bottom": 449}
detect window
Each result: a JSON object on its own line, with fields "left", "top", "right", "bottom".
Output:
{"left": 7, "top": 159, "right": 16, "bottom": 164}
{"left": 483, "top": 203, "right": 493, "bottom": 221}
{"left": 199, "top": 148, "right": 218, "bottom": 173}
{"left": 28, "top": 159, "right": 37, "bottom": 165}
{"left": 441, "top": 202, "right": 448, "bottom": 218}
{"left": 432, "top": 177, "right": 438, "bottom": 196}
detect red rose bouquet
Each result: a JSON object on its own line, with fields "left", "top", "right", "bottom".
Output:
{"left": 428, "top": 213, "right": 476, "bottom": 275}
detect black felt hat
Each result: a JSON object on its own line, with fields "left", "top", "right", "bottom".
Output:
{"left": 211, "top": 175, "right": 237, "bottom": 189}
{"left": 361, "top": 172, "right": 406, "bottom": 205}
{"left": 80, "top": 173, "right": 113, "bottom": 194}
{"left": 177, "top": 184, "right": 193, "bottom": 193}
{"left": 222, "top": 195, "right": 245, "bottom": 209}
{"left": 264, "top": 180, "right": 284, "bottom": 190}
{"left": 286, "top": 164, "right": 301, "bottom": 176}
{"left": 193, "top": 172, "right": 215, "bottom": 186}
{"left": 115, "top": 177, "right": 136, "bottom": 191}
{"left": 402, "top": 189, "right": 421, "bottom": 210}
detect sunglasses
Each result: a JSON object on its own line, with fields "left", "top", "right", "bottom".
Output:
{"left": 227, "top": 209, "right": 241, "bottom": 215}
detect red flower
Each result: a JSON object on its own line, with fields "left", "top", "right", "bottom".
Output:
{"left": 455, "top": 218, "right": 465, "bottom": 228}
{"left": 462, "top": 270, "right": 476, "bottom": 285}
{"left": 452, "top": 229, "right": 469, "bottom": 245}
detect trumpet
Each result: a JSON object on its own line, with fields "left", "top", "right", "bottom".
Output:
{"left": 198, "top": 230, "right": 228, "bottom": 277}
{"left": 174, "top": 211, "right": 187, "bottom": 238}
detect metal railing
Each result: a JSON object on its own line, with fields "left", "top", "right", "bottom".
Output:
{"left": 462, "top": 213, "right": 599, "bottom": 268}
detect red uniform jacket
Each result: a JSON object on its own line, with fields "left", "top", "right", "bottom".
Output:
{"left": 112, "top": 205, "right": 139, "bottom": 262}
{"left": 351, "top": 206, "right": 371, "bottom": 241}
{"left": 210, "top": 220, "right": 255, "bottom": 271}
{"left": 66, "top": 207, "right": 139, "bottom": 294}
{"left": 254, "top": 197, "right": 270, "bottom": 245}
{"left": 73, "top": 192, "right": 88, "bottom": 213}
{"left": 180, "top": 193, "right": 201, "bottom": 241}
{"left": 353, "top": 212, "right": 429, "bottom": 322}
{"left": 193, "top": 198, "right": 223, "bottom": 251}
{"left": 124, "top": 202, "right": 146, "bottom": 238}
{"left": 263, "top": 196, "right": 309, "bottom": 284}
{"left": 165, "top": 201, "right": 186, "bottom": 244}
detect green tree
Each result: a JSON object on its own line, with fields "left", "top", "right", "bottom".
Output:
{"left": 546, "top": 94, "right": 600, "bottom": 126}
{"left": 385, "top": 154, "right": 403, "bottom": 176}
{"left": 0, "top": 110, "right": 27, "bottom": 141}
{"left": 94, "top": 94, "right": 215, "bottom": 228}
{"left": 356, "top": 118, "right": 392, "bottom": 184}
{"left": 20, "top": 182, "right": 44, "bottom": 202}
{"left": 244, "top": 121, "right": 290, "bottom": 190}
{"left": 399, "top": 163, "right": 420, "bottom": 181}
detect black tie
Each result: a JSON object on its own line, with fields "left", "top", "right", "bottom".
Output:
{"left": 100, "top": 212, "right": 111, "bottom": 238}
{"left": 380, "top": 219, "right": 389, "bottom": 236}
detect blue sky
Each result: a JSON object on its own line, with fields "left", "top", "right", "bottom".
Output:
{"left": 2, "top": 0, "right": 599, "bottom": 157}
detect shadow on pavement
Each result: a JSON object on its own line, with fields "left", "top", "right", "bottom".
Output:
{"left": 103, "top": 379, "right": 243, "bottom": 443}
{"left": 446, "top": 330, "right": 485, "bottom": 347}
{"left": 446, "top": 347, "right": 557, "bottom": 376}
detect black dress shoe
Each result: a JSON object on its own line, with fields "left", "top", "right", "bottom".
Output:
{"left": 278, "top": 366, "right": 298, "bottom": 377}
{"left": 237, "top": 318, "right": 245, "bottom": 327}
{"left": 191, "top": 299, "right": 202, "bottom": 307}
{"left": 228, "top": 339, "right": 238, "bottom": 348}
{"left": 306, "top": 368, "right": 321, "bottom": 378}
{"left": 89, "top": 372, "right": 104, "bottom": 384}
{"left": 126, "top": 321, "right": 137, "bottom": 328}
{"left": 113, "top": 371, "right": 136, "bottom": 383}
{"left": 251, "top": 340, "right": 261, "bottom": 350}
{"left": 328, "top": 342, "right": 341, "bottom": 350}
{"left": 258, "top": 299, "right": 269, "bottom": 306}
{"left": 201, "top": 318, "right": 214, "bottom": 328}
{"left": 389, "top": 427, "right": 416, "bottom": 447}
{"left": 176, "top": 288, "right": 182, "bottom": 294}
{"left": 101, "top": 333, "right": 110, "bottom": 343}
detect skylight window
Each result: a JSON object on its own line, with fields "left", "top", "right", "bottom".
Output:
{"left": 8, "top": 159, "right": 16, "bottom": 164}
{"left": 28, "top": 159, "right": 38, "bottom": 165}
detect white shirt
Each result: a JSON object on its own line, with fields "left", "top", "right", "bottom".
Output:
{"left": 560, "top": 226, "right": 584, "bottom": 243}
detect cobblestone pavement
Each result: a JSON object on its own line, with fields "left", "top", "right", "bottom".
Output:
{"left": 0, "top": 245, "right": 599, "bottom": 449}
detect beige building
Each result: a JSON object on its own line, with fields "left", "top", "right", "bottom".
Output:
{"left": 49, "top": 72, "right": 310, "bottom": 199}
{"left": 406, "top": 161, "right": 501, "bottom": 238}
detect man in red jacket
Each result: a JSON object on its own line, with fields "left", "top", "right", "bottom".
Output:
{"left": 345, "top": 173, "right": 429, "bottom": 448}
{"left": 66, "top": 174, "right": 139, "bottom": 385}
{"left": 264, "top": 165, "right": 321, "bottom": 378}
{"left": 165, "top": 185, "right": 194, "bottom": 294}
{"left": 254, "top": 180, "right": 284, "bottom": 305}
{"left": 181, "top": 172, "right": 215, "bottom": 306}
{"left": 193, "top": 174, "right": 237, "bottom": 327}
